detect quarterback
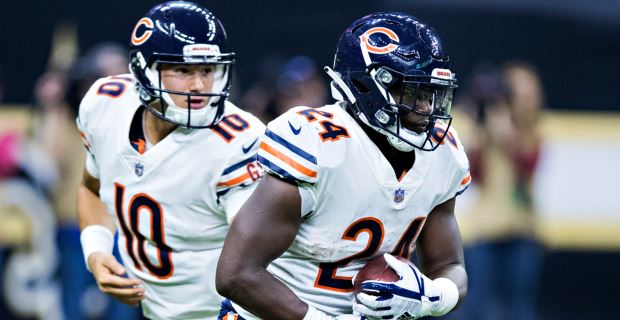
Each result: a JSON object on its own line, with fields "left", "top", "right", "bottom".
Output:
{"left": 216, "top": 12, "right": 470, "bottom": 320}
{"left": 77, "top": 1, "right": 264, "bottom": 319}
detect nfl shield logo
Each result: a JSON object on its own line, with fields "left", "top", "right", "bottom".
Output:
{"left": 134, "top": 162, "right": 144, "bottom": 177}
{"left": 394, "top": 188, "right": 405, "bottom": 203}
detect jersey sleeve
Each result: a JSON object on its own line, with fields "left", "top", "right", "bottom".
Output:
{"left": 437, "top": 126, "right": 472, "bottom": 204}
{"left": 257, "top": 107, "right": 320, "bottom": 185}
{"left": 215, "top": 111, "right": 266, "bottom": 221}
{"left": 76, "top": 78, "right": 108, "bottom": 179}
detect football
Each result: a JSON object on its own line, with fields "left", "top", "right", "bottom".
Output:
{"left": 353, "top": 255, "right": 411, "bottom": 294}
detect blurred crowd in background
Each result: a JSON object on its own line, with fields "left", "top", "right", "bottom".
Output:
{"left": 0, "top": 0, "right": 619, "bottom": 319}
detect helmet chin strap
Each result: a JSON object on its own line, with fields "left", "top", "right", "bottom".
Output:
{"left": 387, "top": 135, "right": 416, "bottom": 152}
{"left": 386, "top": 127, "right": 426, "bottom": 152}
{"left": 163, "top": 100, "right": 218, "bottom": 127}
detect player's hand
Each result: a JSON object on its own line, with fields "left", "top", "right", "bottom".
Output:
{"left": 353, "top": 253, "right": 439, "bottom": 319}
{"left": 88, "top": 252, "right": 145, "bottom": 306}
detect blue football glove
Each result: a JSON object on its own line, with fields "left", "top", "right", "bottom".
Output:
{"left": 353, "top": 254, "right": 458, "bottom": 319}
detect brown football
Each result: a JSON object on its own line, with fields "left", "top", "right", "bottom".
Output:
{"left": 353, "top": 255, "right": 411, "bottom": 294}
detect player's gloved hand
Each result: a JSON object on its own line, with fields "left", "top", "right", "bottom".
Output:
{"left": 353, "top": 254, "right": 458, "bottom": 319}
{"left": 88, "top": 252, "right": 145, "bottom": 306}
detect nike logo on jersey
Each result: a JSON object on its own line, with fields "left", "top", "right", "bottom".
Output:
{"left": 288, "top": 121, "right": 302, "bottom": 135}
{"left": 242, "top": 138, "right": 259, "bottom": 153}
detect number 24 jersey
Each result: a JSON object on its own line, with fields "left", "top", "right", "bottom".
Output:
{"left": 240, "top": 102, "right": 470, "bottom": 317}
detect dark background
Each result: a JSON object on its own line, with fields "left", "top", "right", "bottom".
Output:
{"left": 0, "top": 1, "right": 619, "bottom": 319}
{"left": 1, "top": 0, "right": 619, "bottom": 111}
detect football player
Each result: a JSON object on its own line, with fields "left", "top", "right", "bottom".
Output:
{"left": 216, "top": 12, "right": 470, "bottom": 320}
{"left": 77, "top": 1, "right": 265, "bottom": 319}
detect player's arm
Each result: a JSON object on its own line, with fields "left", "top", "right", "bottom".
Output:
{"left": 77, "top": 169, "right": 144, "bottom": 305}
{"left": 415, "top": 197, "right": 467, "bottom": 305}
{"left": 77, "top": 169, "right": 113, "bottom": 230}
{"left": 216, "top": 174, "right": 312, "bottom": 320}
{"left": 354, "top": 197, "right": 466, "bottom": 319}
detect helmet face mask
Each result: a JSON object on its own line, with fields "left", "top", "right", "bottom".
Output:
{"left": 129, "top": 1, "right": 235, "bottom": 129}
{"left": 327, "top": 12, "right": 457, "bottom": 152}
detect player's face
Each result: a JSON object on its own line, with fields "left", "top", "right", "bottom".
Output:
{"left": 160, "top": 64, "right": 215, "bottom": 110}
{"left": 390, "top": 86, "right": 434, "bottom": 134}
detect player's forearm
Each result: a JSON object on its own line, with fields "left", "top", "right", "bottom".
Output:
{"left": 77, "top": 183, "right": 115, "bottom": 232}
{"left": 217, "top": 265, "right": 308, "bottom": 320}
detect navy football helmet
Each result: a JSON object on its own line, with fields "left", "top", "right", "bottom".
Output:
{"left": 325, "top": 12, "right": 457, "bottom": 151}
{"left": 129, "top": 1, "right": 234, "bottom": 128}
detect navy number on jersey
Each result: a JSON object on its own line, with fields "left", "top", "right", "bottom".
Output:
{"left": 314, "top": 216, "right": 426, "bottom": 292}
{"left": 114, "top": 183, "right": 174, "bottom": 279}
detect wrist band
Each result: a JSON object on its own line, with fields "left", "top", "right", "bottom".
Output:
{"left": 431, "top": 277, "right": 459, "bottom": 316}
{"left": 80, "top": 225, "right": 114, "bottom": 272}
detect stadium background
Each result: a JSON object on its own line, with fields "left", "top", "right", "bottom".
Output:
{"left": 0, "top": 0, "right": 618, "bottom": 319}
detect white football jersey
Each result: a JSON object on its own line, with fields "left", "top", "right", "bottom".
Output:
{"left": 77, "top": 75, "right": 265, "bottom": 319}
{"left": 233, "top": 102, "right": 470, "bottom": 318}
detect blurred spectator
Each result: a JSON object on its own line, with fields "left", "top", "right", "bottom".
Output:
{"left": 274, "top": 56, "right": 327, "bottom": 112}
{"left": 0, "top": 41, "right": 139, "bottom": 319}
{"left": 241, "top": 55, "right": 328, "bottom": 122}
{"left": 0, "top": 129, "right": 63, "bottom": 320}
{"left": 66, "top": 42, "right": 129, "bottom": 115}
{"left": 449, "top": 61, "right": 545, "bottom": 320}
{"left": 37, "top": 43, "right": 129, "bottom": 227}
{"left": 2, "top": 63, "right": 62, "bottom": 319}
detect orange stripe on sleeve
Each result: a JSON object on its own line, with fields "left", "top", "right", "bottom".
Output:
{"left": 260, "top": 142, "right": 317, "bottom": 178}
{"left": 460, "top": 174, "right": 471, "bottom": 185}
{"left": 217, "top": 172, "right": 252, "bottom": 187}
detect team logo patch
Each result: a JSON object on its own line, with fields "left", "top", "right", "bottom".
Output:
{"left": 394, "top": 188, "right": 405, "bottom": 203}
{"left": 360, "top": 27, "right": 400, "bottom": 54}
{"left": 131, "top": 17, "right": 154, "bottom": 46}
{"left": 134, "top": 162, "right": 144, "bottom": 177}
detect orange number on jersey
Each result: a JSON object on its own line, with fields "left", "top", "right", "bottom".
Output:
{"left": 211, "top": 114, "right": 251, "bottom": 142}
{"left": 314, "top": 217, "right": 384, "bottom": 292}
{"left": 430, "top": 126, "right": 460, "bottom": 149}
{"left": 297, "top": 108, "right": 350, "bottom": 142}
{"left": 314, "top": 216, "right": 426, "bottom": 292}
{"left": 246, "top": 162, "right": 262, "bottom": 181}
{"left": 96, "top": 76, "right": 132, "bottom": 98}
{"left": 114, "top": 183, "right": 174, "bottom": 279}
